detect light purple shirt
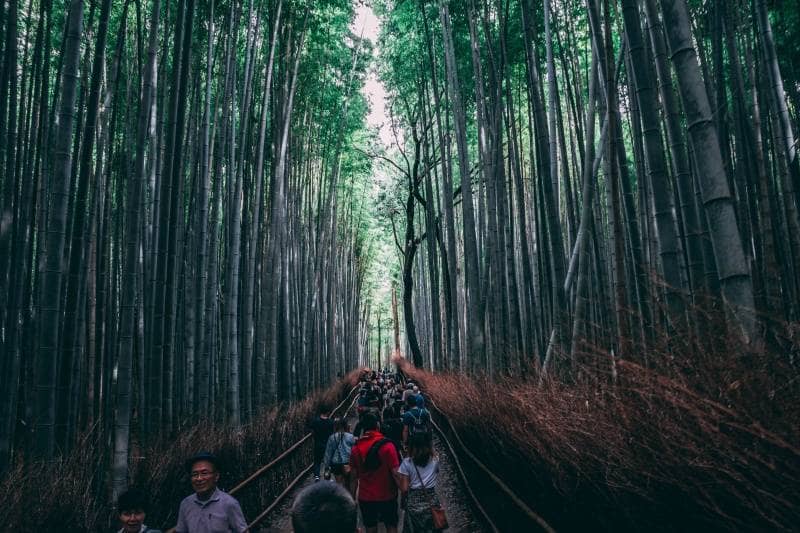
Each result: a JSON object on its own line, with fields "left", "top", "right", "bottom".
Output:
{"left": 175, "top": 488, "right": 247, "bottom": 533}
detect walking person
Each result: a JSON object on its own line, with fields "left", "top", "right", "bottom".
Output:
{"left": 116, "top": 489, "right": 162, "bottom": 533}
{"left": 381, "top": 401, "right": 404, "bottom": 450}
{"left": 322, "top": 417, "right": 356, "bottom": 489}
{"left": 402, "top": 393, "right": 432, "bottom": 450}
{"left": 396, "top": 433, "right": 445, "bottom": 532}
{"left": 309, "top": 404, "right": 335, "bottom": 481}
{"left": 349, "top": 412, "right": 401, "bottom": 533}
{"left": 291, "top": 482, "right": 358, "bottom": 533}
{"left": 175, "top": 452, "right": 247, "bottom": 533}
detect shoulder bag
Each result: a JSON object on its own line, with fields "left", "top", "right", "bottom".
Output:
{"left": 337, "top": 432, "right": 352, "bottom": 475}
{"left": 412, "top": 460, "right": 448, "bottom": 530}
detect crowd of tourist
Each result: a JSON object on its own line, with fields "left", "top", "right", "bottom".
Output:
{"left": 115, "top": 368, "right": 446, "bottom": 532}
{"left": 306, "top": 368, "right": 444, "bottom": 533}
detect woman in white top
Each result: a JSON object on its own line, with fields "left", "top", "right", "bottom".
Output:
{"left": 394, "top": 432, "right": 444, "bottom": 532}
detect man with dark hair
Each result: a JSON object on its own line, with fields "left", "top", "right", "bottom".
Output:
{"left": 349, "top": 412, "right": 401, "bottom": 533}
{"left": 402, "top": 393, "right": 431, "bottom": 449}
{"left": 175, "top": 452, "right": 247, "bottom": 533}
{"left": 309, "top": 405, "right": 335, "bottom": 481}
{"left": 117, "top": 489, "right": 162, "bottom": 533}
{"left": 381, "top": 402, "right": 403, "bottom": 447}
{"left": 290, "top": 481, "right": 358, "bottom": 533}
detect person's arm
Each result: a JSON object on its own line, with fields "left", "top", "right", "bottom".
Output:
{"left": 393, "top": 459, "right": 409, "bottom": 491}
{"left": 174, "top": 501, "right": 187, "bottom": 533}
{"left": 393, "top": 468, "right": 409, "bottom": 492}
{"left": 228, "top": 498, "right": 248, "bottom": 533}
{"left": 348, "top": 452, "right": 359, "bottom": 499}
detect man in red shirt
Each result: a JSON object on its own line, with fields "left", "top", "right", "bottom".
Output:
{"left": 349, "top": 412, "right": 401, "bottom": 533}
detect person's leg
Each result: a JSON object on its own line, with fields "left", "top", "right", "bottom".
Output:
{"left": 360, "top": 501, "right": 380, "bottom": 533}
{"left": 379, "top": 499, "right": 399, "bottom": 533}
{"left": 312, "top": 450, "right": 324, "bottom": 479}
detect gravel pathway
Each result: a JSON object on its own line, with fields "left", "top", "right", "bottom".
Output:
{"left": 431, "top": 432, "right": 488, "bottom": 533}
{"left": 256, "top": 425, "right": 488, "bottom": 532}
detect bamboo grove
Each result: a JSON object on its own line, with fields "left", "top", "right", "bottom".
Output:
{"left": 375, "top": 0, "right": 799, "bottom": 374}
{"left": 1, "top": 0, "right": 799, "bottom": 503}
{"left": 0, "top": 0, "right": 380, "bottom": 490}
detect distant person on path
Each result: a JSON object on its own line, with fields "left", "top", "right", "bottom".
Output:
{"left": 393, "top": 383, "right": 404, "bottom": 404}
{"left": 381, "top": 401, "right": 404, "bottom": 449}
{"left": 396, "top": 432, "right": 443, "bottom": 532}
{"left": 175, "top": 452, "right": 247, "bottom": 533}
{"left": 116, "top": 488, "right": 162, "bottom": 533}
{"left": 349, "top": 412, "right": 401, "bottom": 533}
{"left": 291, "top": 481, "right": 358, "bottom": 533}
{"left": 402, "top": 394, "right": 432, "bottom": 449}
{"left": 353, "top": 412, "right": 366, "bottom": 439}
{"left": 402, "top": 382, "right": 416, "bottom": 404}
{"left": 322, "top": 417, "right": 356, "bottom": 489}
{"left": 309, "top": 404, "right": 335, "bottom": 481}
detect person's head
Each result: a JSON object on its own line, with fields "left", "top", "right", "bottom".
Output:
{"left": 291, "top": 482, "right": 357, "bottom": 532}
{"left": 406, "top": 383, "right": 414, "bottom": 390}
{"left": 415, "top": 394, "right": 426, "bottom": 409}
{"left": 187, "top": 451, "right": 220, "bottom": 498}
{"left": 333, "top": 417, "right": 349, "bottom": 433}
{"left": 117, "top": 489, "right": 147, "bottom": 533}
{"left": 360, "top": 411, "right": 379, "bottom": 432}
{"left": 405, "top": 394, "right": 417, "bottom": 409}
{"left": 408, "top": 432, "right": 433, "bottom": 467}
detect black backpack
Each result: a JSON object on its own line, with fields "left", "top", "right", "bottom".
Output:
{"left": 364, "top": 438, "right": 400, "bottom": 470}
{"left": 382, "top": 417, "right": 403, "bottom": 443}
{"left": 408, "top": 408, "right": 431, "bottom": 437}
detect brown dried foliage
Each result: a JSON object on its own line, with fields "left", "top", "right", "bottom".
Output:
{"left": 0, "top": 370, "right": 360, "bottom": 531}
{"left": 400, "top": 323, "right": 800, "bottom": 531}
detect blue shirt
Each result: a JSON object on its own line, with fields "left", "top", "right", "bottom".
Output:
{"left": 322, "top": 431, "right": 355, "bottom": 468}
{"left": 402, "top": 407, "right": 430, "bottom": 429}
{"left": 175, "top": 488, "right": 247, "bottom": 533}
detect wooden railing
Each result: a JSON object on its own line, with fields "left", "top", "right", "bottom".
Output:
{"left": 240, "top": 385, "right": 360, "bottom": 530}
{"left": 229, "top": 383, "right": 359, "bottom": 496}
{"left": 166, "top": 383, "right": 360, "bottom": 532}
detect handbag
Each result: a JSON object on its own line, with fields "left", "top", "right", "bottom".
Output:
{"left": 337, "top": 433, "right": 352, "bottom": 475}
{"left": 412, "top": 461, "right": 448, "bottom": 530}
{"left": 430, "top": 504, "right": 448, "bottom": 530}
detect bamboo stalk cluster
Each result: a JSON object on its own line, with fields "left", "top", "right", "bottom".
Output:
{"left": 376, "top": 0, "right": 799, "bottom": 380}
{"left": 0, "top": 0, "right": 376, "bottom": 495}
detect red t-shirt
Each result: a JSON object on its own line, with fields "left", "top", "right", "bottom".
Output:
{"left": 349, "top": 430, "right": 400, "bottom": 501}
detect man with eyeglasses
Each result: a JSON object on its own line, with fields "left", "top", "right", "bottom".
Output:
{"left": 175, "top": 451, "right": 248, "bottom": 533}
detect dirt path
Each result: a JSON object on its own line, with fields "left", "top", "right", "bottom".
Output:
{"left": 257, "top": 430, "right": 487, "bottom": 532}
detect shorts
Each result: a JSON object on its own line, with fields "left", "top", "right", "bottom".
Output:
{"left": 359, "top": 499, "right": 398, "bottom": 528}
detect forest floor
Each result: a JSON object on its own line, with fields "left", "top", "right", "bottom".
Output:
{"left": 259, "top": 411, "right": 486, "bottom": 532}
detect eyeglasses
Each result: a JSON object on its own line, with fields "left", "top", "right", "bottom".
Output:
{"left": 190, "top": 470, "right": 216, "bottom": 479}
